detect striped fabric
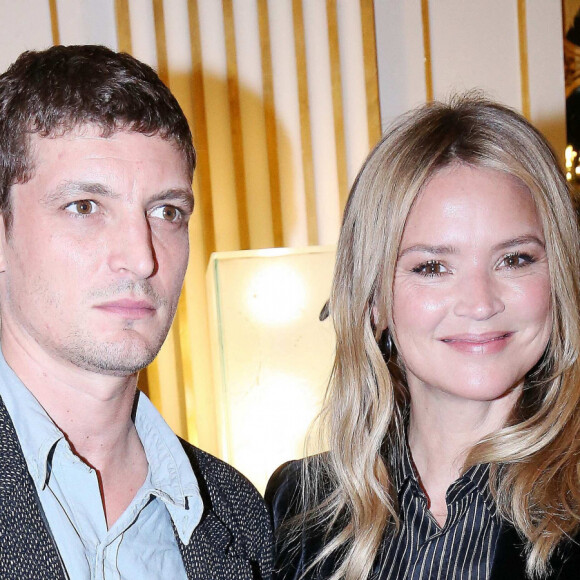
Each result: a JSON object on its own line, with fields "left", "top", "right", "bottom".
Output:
{"left": 375, "top": 445, "right": 500, "bottom": 580}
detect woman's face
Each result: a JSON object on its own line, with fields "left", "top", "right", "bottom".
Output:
{"left": 392, "top": 164, "right": 552, "bottom": 404}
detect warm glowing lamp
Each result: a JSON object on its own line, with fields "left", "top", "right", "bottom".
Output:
{"left": 207, "top": 246, "right": 336, "bottom": 492}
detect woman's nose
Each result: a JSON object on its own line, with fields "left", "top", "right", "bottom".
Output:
{"left": 452, "top": 270, "right": 505, "bottom": 320}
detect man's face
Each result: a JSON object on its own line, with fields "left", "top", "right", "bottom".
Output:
{"left": 0, "top": 127, "right": 194, "bottom": 377}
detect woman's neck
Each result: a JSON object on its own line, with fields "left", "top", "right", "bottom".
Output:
{"left": 406, "top": 385, "right": 520, "bottom": 525}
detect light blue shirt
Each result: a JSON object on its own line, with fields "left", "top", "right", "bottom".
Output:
{"left": 0, "top": 350, "right": 203, "bottom": 579}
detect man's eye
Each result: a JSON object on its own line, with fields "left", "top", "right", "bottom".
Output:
{"left": 150, "top": 205, "right": 183, "bottom": 222}
{"left": 65, "top": 200, "right": 97, "bottom": 215}
{"left": 411, "top": 260, "right": 448, "bottom": 277}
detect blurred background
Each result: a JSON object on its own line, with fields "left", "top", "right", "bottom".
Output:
{"left": 0, "top": 0, "right": 572, "bottom": 491}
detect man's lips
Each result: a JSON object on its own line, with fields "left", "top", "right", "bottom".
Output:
{"left": 94, "top": 298, "right": 157, "bottom": 319}
{"left": 439, "top": 332, "right": 513, "bottom": 354}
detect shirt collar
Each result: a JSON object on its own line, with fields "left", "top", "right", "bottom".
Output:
{"left": 449, "top": 462, "right": 498, "bottom": 518}
{"left": 392, "top": 432, "right": 498, "bottom": 519}
{"left": 392, "top": 435, "right": 418, "bottom": 493}
{"left": 133, "top": 391, "right": 203, "bottom": 544}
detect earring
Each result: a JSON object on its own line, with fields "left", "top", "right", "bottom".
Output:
{"left": 319, "top": 299, "right": 330, "bottom": 321}
{"left": 379, "top": 329, "right": 392, "bottom": 361}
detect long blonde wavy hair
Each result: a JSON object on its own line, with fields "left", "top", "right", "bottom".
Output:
{"left": 297, "top": 95, "right": 580, "bottom": 579}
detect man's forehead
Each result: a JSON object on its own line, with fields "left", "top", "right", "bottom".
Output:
{"left": 29, "top": 124, "right": 177, "bottom": 148}
{"left": 26, "top": 126, "right": 191, "bottom": 176}
{"left": 16, "top": 128, "right": 193, "bottom": 205}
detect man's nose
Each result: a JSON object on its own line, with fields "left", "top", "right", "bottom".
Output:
{"left": 452, "top": 270, "right": 505, "bottom": 320}
{"left": 108, "top": 215, "right": 156, "bottom": 279}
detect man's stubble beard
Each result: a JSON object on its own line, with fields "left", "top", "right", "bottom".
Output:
{"left": 4, "top": 271, "right": 181, "bottom": 377}
{"left": 62, "top": 316, "right": 175, "bottom": 377}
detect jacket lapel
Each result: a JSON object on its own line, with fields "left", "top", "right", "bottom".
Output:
{"left": 490, "top": 524, "right": 527, "bottom": 579}
{"left": 490, "top": 522, "right": 580, "bottom": 580}
{"left": 0, "top": 397, "right": 66, "bottom": 579}
{"left": 178, "top": 510, "right": 255, "bottom": 579}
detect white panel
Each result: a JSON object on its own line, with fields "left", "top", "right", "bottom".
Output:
{"left": 429, "top": 0, "right": 521, "bottom": 108}
{"left": 56, "top": 0, "right": 118, "bottom": 49}
{"left": 198, "top": 0, "right": 228, "bottom": 72}
{"left": 374, "top": 0, "right": 426, "bottom": 131}
{"left": 162, "top": 0, "right": 195, "bottom": 146}
{"left": 128, "top": 0, "right": 157, "bottom": 69}
{"left": 163, "top": 0, "right": 192, "bottom": 72}
{"left": 335, "top": 0, "right": 370, "bottom": 186}
{"left": 302, "top": 0, "right": 340, "bottom": 245}
{"left": 208, "top": 246, "right": 336, "bottom": 491}
{"left": 526, "top": 0, "right": 567, "bottom": 155}
{"left": 0, "top": 0, "right": 53, "bottom": 73}
{"left": 233, "top": 0, "right": 263, "bottom": 97}
{"left": 197, "top": 0, "right": 240, "bottom": 249}
{"left": 267, "top": 0, "right": 308, "bottom": 247}
{"left": 232, "top": 0, "right": 274, "bottom": 248}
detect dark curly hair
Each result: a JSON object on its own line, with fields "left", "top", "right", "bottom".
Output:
{"left": 0, "top": 44, "right": 195, "bottom": 229}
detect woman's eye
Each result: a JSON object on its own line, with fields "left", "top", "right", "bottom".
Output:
{"left": 65, "top": 200, "right": 97, "bottom": 215}
{"left": 499, "top": 252, "right": 535, "bottom": 269}
{"left": 149, "top": 205, "right": 183, "bottom": 222}
{"left": 412, "top": 260, "right": 448, "bottom": 277}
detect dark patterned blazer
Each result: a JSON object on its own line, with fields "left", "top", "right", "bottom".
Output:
{"left": 266, "top": 460, "right": 580, "bottom": 580}
{"left": 0, "top": 396, "right": 273, "bottom": 579}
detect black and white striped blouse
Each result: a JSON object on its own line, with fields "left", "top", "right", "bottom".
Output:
{"left": 375, "top": 444, "right": 500, "bottom": 579}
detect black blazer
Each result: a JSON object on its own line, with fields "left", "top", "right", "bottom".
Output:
{"left": 266, "top": 460, "right": 580, "bottom": 580}
{"left": 0, "top": 396, "right": 273, "bottom": 580}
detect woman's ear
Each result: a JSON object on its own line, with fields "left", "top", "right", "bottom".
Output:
{"left": 372, "top": 302, "right": 388, "bottom": 332}
{"left": 372, "top": 305, "right": 380, "bottom": 327}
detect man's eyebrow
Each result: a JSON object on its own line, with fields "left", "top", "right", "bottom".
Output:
{"left": 398, "top": 244, "right": 458, "bottom": 258}
{"left": 42, "top": 181, "right": 118, "bottom": 204}
{"left": 41, "top": 182, "right": 195, "bottom": 213}
{"left": 152, "top": 188, "right": 195, "bottom": 214}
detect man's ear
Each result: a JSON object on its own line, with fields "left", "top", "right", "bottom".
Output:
{"left": 0, "top": 213, "right": 8, "bottom": 273}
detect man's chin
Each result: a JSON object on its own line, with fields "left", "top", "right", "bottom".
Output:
{"left": 63, "top": 338, "right": 162, "bottom": 376}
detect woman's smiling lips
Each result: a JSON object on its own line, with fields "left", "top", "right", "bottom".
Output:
{"left": 94, "top": 298, "right": 157, "bottom": 319}
{"left": 439, "top": 332, "right": 514, "bottom": 354}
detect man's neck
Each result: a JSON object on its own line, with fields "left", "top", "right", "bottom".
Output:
{"left": 0, "top": 331, "right": 149, "bottom": 527}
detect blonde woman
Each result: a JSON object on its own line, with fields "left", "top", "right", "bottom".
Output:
{"left": 266, "top": 96, "right": 580, "bottom": 580}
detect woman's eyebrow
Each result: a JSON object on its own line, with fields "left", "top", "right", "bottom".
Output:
{"left": 398, "top": 235, "right": 545, "bottom": 259}
{"left": 398, "top": 244, "right": 458, "bottom": 258}
{"left": 491, "top": 235, "right": 545, "bottom": 252}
